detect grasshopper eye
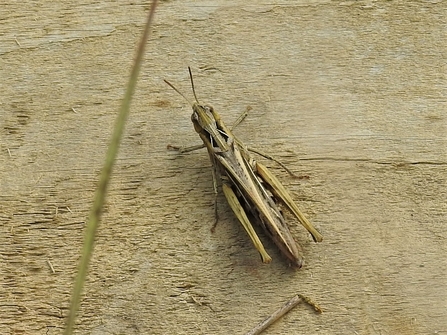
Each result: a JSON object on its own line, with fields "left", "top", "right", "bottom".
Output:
{"left": 191, "top": 111, "right": 199, "bottom": 122}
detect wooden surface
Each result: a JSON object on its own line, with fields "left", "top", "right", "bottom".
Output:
{"left": 1, "top": 1, "right": 446, "bottom": 334}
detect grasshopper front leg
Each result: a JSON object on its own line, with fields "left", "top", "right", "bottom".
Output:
{"left": 221, "top": 183, "right": 272, "bottom": 264}
{"left": 167, "top": 143, "right": 205, "bottom": 153}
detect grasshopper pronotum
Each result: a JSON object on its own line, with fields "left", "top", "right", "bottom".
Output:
{"left": 165, "top": 68, "right": 323, "bottom": 268}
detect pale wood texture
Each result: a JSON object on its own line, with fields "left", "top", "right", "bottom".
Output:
{"left": 1, "top": 1, "right": 446, "bottom": 334}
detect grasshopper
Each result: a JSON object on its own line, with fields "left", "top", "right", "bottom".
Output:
{"left": 165, "top": 68, "right": 323, "bottom": 268}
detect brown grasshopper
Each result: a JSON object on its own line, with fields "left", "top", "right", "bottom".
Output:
{"left": 165, "top": 68, "right": 323, "bottom": 268}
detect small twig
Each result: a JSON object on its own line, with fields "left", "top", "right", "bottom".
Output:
{"left": 15, "top": 37, "right": 21, "bottom": 47}
{"left": 47, "top": 260, "right": 56, "bottom": 274}
{"left": 190, "top": 295, "right": 203, "bottom": 306}
{"left": 245, "top": 295, "right": 302, "bottom": 335}
{"left": 245, "top": 294, "right": 322, "bottom": 335}
{"left": 298, "top": 294, "right": 323, "bottom": 314}
{"left": 7, "top": 148, "right": 12, "bottom": 157}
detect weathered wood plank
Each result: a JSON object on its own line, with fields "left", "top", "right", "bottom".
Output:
{"left": 0, "top": 1, "right": 446, "bottom": 334}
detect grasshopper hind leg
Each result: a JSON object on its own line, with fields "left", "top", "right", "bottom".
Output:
{"left": 221, "top": 183, "right": 272, "bottom": 264}
{"left": 255, "top": 161, "right": 323, "bottom": 243}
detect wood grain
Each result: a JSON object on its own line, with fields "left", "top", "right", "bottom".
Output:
{"left": 1, "top": 1, "right": 446, "bottom": 334}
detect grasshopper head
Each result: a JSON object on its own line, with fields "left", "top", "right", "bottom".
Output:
{"left": 165, "top": 68, "right": 229, "bottom": 151}
{"left": 191, "top": 103, "right": 214, "bottom": 130}
{"left": 191, "top": 103, "right": 228, "bottom": 150}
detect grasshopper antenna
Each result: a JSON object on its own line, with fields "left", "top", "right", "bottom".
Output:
{"left": 164, "top": 79, "right": 193, "bottom": 106}
{"left": 188, "top": 66, "right": 200, "bottom": 103}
